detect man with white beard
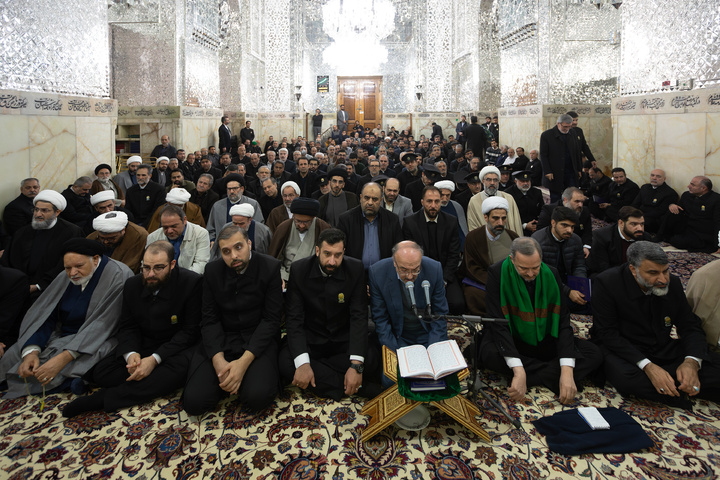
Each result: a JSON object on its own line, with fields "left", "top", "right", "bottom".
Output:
{"left": 1, "top": 190, "right": 84, "bottom": 301}
{"left": 90, "top": 164, "right": 125, "bottom": 207}
{"left": 466, "top": 166, "right": 524, "bottom": 236}
{"left": 590, "top": 241, "right": 720, "bottom": 408}
{"left": 0, "top": 238, "right": 132, "bottom": 398}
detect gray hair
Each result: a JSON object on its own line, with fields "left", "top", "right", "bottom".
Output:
{"left": 198, "top": 173, "right": 214, "bottom": 185}
{"left": 21, "top": 178, "right": 39, "bottom": 188}
{"left": 562, "top": 187, "right": 583, "bottom": 202}
{"left": 73, "top": 176, "right": 92, "bottom": 187}
{"left": 626, "top": 241, "right": 668, "bottom": 269}
{"left": 278, "top": 147, "right": 288, "bottom": 154}
{"left": 137, "top": 163, "right": 153, "bottom": 174}
{"left": 557, "top": 114, "right": 573, "bottom": 124}
{"left": 510, "top": 237, "right": 542, "bottom": 259}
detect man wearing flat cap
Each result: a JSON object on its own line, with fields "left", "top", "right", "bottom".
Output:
{"left": 506, "top": 170, "right": 544, "bottom": 236}
{"left": 266, "top": 181, "right": 300, "bottom": 233}
{"left": 269, "top": 198, "right": 331, "bottom": 285}
{"left": 146, "top": 205, "right": 210, "bottom": 275}
{"left": 62, "top": 240, "right": 202, "bottom": 417}
{"left": 312, "top": 175, "right": 331, "bottom": 200}
{"left": 396, "top": 152, "right": 423, "bottom": 196}
{"left": 452, "top": 171, "right": 480, "bottom": 214}
{"left": 210, "top": 203, "right": 272, "bottom": 258}
{"left": 90, "top": 164, "right": 125, "bottom": 205}
{"left": 113, "top": 156, "right": 143, "bottom": 195}
{"left": 467, "top": 165, "right": 524, "bottom": 236}
{"left": 0, "top": 238, "right": 133, "bottom": 398}
{"left": 87, "top": 211, "right": 148, "bottom": 274}
{"left": 146, "top": 187, "right": 206, "bottom": 233}
{"left": 319, "top": 167, "right": 359, "bottom": 227}
{"left": 2, "top": 190, "right": 84, "bottom": 300}
{"left": 125, "top": 164, "right": 167, "bottom": 229}
{"left": 206, "top": 173, "right": 263, "bottom": 242}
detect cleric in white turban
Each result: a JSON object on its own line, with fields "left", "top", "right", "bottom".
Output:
{"left": 87, "top": 211, "right": 148, "bottom": 274}
{"left": 210, "top": 202, "right": 273, "bottom": 259}
{"left": 90, "top": 190, "right": 115, "bottom": 207}
{"left": 481, "top": 196, "right": 510, "bottom": 215}
{"left": 166, "top": 187, "right": 192, "bottom": 205}
{"left": 466, "top": 165, "right": 524, "bottom": 236}
{"left": 145, "top": 188, "right": 206, "bottom": 233}
{"left": 112, "top": 156, "right": 143, "bottom": 195}
{"left": 34, "top": 190, "right": 67, "bottom": 212}
{"left": 0, "top": 238, "right": 133, "bottom": 398}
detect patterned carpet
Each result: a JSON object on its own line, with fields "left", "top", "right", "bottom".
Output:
{"left": 1, "top": 253, "right": 718, "bottom": 480}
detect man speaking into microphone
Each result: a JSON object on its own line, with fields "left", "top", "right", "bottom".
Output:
{"left": 369, "top": 240, "right": 448, "bottom": 355}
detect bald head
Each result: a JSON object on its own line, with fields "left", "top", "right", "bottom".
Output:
{"left": 649, "top": 169, "right": 666, "bottom": 187}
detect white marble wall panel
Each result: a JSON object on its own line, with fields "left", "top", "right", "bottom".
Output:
{"left": 181, "top": 119, "right": 219, "bottom": 154}
{"left": 29, "top": 117, "right": 77, "bottom": 193}
{"left": 140, "top": 121, "right": 177, "bottom": 158}
{"left": 499, "top": 117, "right": 545, "bottom": 153}
{"left": 0, "top": 116, "right": 32, "bottom": 212}
{"left": 706, "top": 113, "right": 720, "bottom": 188}
{"left": 76, "top": 117, "right": 114, "bottom": 177}
{"left": 384, "top": 115, "right": 411, "bottom": 133}
{"left": 615, "top": 115, "right": 656, "bottom": 184}
{"left": 581, "top": 116, "right": 613, "bottom": 170}
{"left": 655, "top": 113, "right": 706, "bottom": 195}
{"left": 255, "top": 116, "right": 298, "bottom": 147}
{"left": 411, "top": 113, "right": 461, "bottom": 140}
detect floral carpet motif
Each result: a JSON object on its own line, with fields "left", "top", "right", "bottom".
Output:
{"left": 0, "top": 252, "right": 717, "bottom": 480}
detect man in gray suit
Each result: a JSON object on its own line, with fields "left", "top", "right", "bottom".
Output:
{"left": 113, "top": 156, "right": 142, "bottom": 195}
{"left": 337, "top": 104, "right": 349, "bottom": 134}
{"left": 382, "top": 178, "right": 412, "bottom": 225}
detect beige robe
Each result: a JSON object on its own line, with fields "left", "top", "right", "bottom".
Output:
{"left": 466, "top": 191, "right": 524, "bottom": 236}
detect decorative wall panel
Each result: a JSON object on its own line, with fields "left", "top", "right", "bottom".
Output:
{"left": 264, "top": 0, "right": 293, "bottom": 111}
{"left": 619, "top": 0, "right": 720, "bottom": 96}
{"left": 424, "top": 0, "right": 453, "bottom": 111}
{"left": 0, "top": 0, "right": 110, "bottom": 97}
{"left": 477, "top": 0, "right": 500, "bottom": 113}
{"left": 218, "top": 1, "right": 243, "bottom": 111}
{"left": 184, "top": 0, "right": 221, "bottom": 107}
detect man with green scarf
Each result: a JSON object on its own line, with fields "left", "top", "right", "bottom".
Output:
{"left": 481, "top": 237, "right": 602, "bottom": 404}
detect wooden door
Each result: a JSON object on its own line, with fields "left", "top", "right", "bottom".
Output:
{"left": 337, "top": 77, "right": 382, "bottom": 132}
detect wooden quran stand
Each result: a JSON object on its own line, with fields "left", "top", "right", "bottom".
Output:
{"left": 360, "top": 345, "right": 491, "bottom": 443}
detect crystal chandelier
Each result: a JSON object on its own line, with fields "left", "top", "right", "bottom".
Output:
{"left": 322, "top": 0, "right": 396, "bottom": 73}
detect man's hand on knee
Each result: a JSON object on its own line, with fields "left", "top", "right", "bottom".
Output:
{"left": 508, "top": 366, "right": 527, "bottom": 401}
{"left": 643, "top": 362, "right": 679, "bottom": 396}
{"left": 293, "top": 363, "right": 316, "bottom": 390}
{"left": 558, "top": 366, "right": 577, "bottom": 404}
{"left": 676, "top": 358, "right": 701, "bottom": 396}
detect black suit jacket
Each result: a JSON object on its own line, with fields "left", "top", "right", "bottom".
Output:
{"left": 404, "top": 179, "right": 427, "bottom": 212}
{"left": 115, "top": 267, "right": 202, "bottom": 360}
{"left": 571, "top": 126, "right": 595, "bottom": 163}
{"left": 483, "top": 261, "right": 574, "bottom": 361}
{"left": 219, "top": 124, "right": 232, "bottom": 153}
{"left": 1, "top": 218, "right": 83, "bottom": 290}
{"left": 60, "top": 187, "right": 94, "bottom": 231}
{"left": 401, "top": 210, "right": 460, "bottom": 283}
{"left": 588, "top": 224, "right": 645, "bottom": 274}
{"left": 319, "top": 191, "right": 359, "bottom": 224}
{"left": 590, "top": 265, "right": 707, "bottom": 365}
{"left": 537, "top": 201, "right": 592, "bottom": 246}
{"left": 3, "top": 194, "right": 34, "bottom": 237}
{"left": 539, "top": 126, "right": 582, "bottom": 193}
{"left": 0, "top": 265, "right": 29, "bottom": 343}
{"left": 631, "top": 183, "right": 678, "bottom": 231}
{"left": 337, "top": 206, "right": 402, "bottom": 264}
{"left": 506, "top": 185, "right": 544, "bottom": 235}
{"left": 431, "top": 124, "right": 443, "bottom": 140}
{"left": 605, "top": 179, "right": 640, "bottom": 222}
{"left": 285, "top": 255, "right": 368, "bottom": 359}
{"left": 125, "top": 182, "right": 167, "bottom": 228}
{"left": 201, "top": 253, "right": 282, "bottom": 360}
{"left": 464, "top": 124, "right": 487, "bottom": 159}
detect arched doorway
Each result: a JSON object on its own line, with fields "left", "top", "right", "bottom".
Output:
{"left": 337, "top": 76, "right": 383, "bottom": 132}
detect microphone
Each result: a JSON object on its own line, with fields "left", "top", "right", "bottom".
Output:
{"left": 405, "top": 281, "right": 418, "bottom": 317}
{"left": 421, "top": 280, "right": 432, "bottom": 315}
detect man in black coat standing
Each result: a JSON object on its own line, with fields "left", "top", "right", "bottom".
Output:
{"left": 279, "top": 228, "right": 379, "bottom": 400}
{"left": 219, "top": 115, "right": 232, "bottom": 154}
{"left": 567, "top": 111, "right": 595, "bottom": 164}
{"left": 540, "top": 114, "right": 583, "bottom": 203}
{"left": 240, "top": 121, "right": 255, "bottom": 145}
{"left": 464, "top": 115, "right": 487, "bottom": 160}
{"left": 401, "top": 186, "right": 464, "bottom": 313}
{"left": 591, "top": 241, "right": 720, "bottom": 408}
{"left": 183, "top": 225, "right": 282, "bottom": 415}
{"left": 125, "top": 164, "right": 167, "bottom": 228}
{"left": 62, "top": 241, "right": 202, "bottom": 417}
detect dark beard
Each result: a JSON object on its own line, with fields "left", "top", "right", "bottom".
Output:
{"left": 142, "top": 274, "right": 171, "bottom": 294}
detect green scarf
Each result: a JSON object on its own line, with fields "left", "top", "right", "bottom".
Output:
{"left": 499, "top": 256, "right": 561, "bottom": 346}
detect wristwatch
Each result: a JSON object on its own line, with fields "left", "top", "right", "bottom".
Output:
{"left": 349, "top": 362, "right": 365, "bottom": 374}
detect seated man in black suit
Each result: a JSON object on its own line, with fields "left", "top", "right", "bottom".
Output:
{"left": 402, "top": 186, "right": 463, "bottom": 313}
{"left": 588, "top": 206, "right": 646, "bottom": 275}
{"left": 125, "top": 164, "right": 167, "bottom": 228}
{"left": 481, "top": 237, "right": 602, "bottom": 404}
{"left": 279, "top": 228, "right": 380, "bottom": 400}
{"left": 62, "top": 241, "right": 202, "bottom": 417}
{"left": 183, "top": 225, "right": 282, "bottom": 415}
{"left": 537, "top": 187, "right": 592, "bottom": 256}
{"left": 591, "top": 241, "right": 720, "bottom": 408}
{"left": 664, "top": 175, "right": 720, "bottom": 253}
{"left": 506, "top": 170, "right": 544, "bottom": 236}
{"left": 631, "top": 168, "right": 677, "bottom": 234}
{"left": 597, "top": 168, "right": 640, "bottom": 223}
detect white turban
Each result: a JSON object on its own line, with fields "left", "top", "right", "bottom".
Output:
{"left": 34, "top": 190, "right": 67, "bottom": 211}
{"left": 482, "top": 196, "right": 509, "bottom": 215}
{"left": 93, "top": 211, "right": 128, "bottom": 233}
{"left": 229, "top": 203, "right": 254, "bottom": 218}
{"left": 435, "top": 180, "right": 455, "bottom": 192}
{"left": 90, "top": 190, "right": 115, "bottom": 206}
{"left": 281, "top": 181, "right": 301, "bottom": 197}
{"left": 127, "top": 155, "right": 142, "bottom": 166}
{"left": 157, "top": 156, "right": 170, "bottom": 163}
{"left": 479, "top": 165, "right": 501, "bottom": 181}
{"left": 166, "top": 188, "right": 191, "bottom": 205}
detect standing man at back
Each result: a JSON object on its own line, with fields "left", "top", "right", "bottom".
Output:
{"left": 337, "top": 104, "right": 349, "bottom": 135}
{"left": 464, "top": 116, "right": 487, "bottom": 160}
{"left": 540, "top": 114, "right": 582, "bottom": 204}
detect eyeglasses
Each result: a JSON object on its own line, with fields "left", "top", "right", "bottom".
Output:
{"left": 142, "top": 264, "right": 169, "bottom": 273}
{"left": 395, "top": 264, "right": 421, "bottom": 276}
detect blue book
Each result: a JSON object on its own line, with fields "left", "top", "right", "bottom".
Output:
{"left": 410, "top": 379, "right": 447, "bottom": 392}
{"left": 567, "top": 275, "right": 591, "bottom": 300}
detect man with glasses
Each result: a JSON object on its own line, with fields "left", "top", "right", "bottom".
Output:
{"left": 62, "top": 240, "right": 201, "bottom": 417}
{"left": 146, "top": 205, "right": 210, "bottom": 275}
{"left": 369, "top": 240, "right": 448, "bottom": 354}
{"left": 87, "top": 211, "right": 148, "bottom": 274}
{"left": 206, "top": 174, "right": 263, "bottom": 242}
{"left": 266, "top": 181, "right": 300, "bottom": 233}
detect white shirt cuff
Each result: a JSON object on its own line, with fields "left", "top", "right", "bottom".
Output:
{"left": 22, "top": 345, "right": 41, "bottom": 358}
{"left": 350, "top": 355, "right": 365, "bottom": 363}
{"left": 637, "top": 358, "right": 651, "bottom": 370}
{"left": 505, "top": 357, "right": 523, "bottom": 368}
{"left": 559, "top": 358, "right": 575, "bottom": 368}
{"left": 685, "top": 356, "right": 702, "bottom": 369}
{"left": 123, "top": 351, "right": 138, "bottom": 362}
{"left": 294, "top": 353, "right": 310, "bottom": 369}
{"left": 152, "top": 353, "right": 162, "bottom": 364}
{"left": 35, "top": 284, "right": 42, "bottom": 291}
{"left": 66, "top": 350, "right": 79, "bottom": 360}
{"left": 583, "top": 244, "right": 591, "bottom": 249}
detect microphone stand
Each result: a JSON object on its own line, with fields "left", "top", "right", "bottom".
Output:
{"left": 419, "top": 313, "right": 523, "bottom": 430}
